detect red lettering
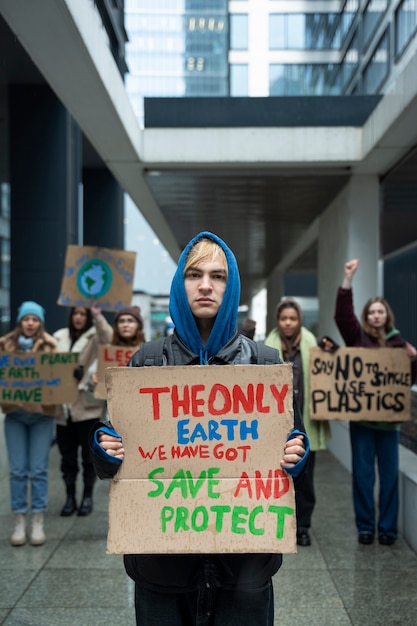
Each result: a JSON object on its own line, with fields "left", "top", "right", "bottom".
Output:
{"left": 254, "top": 470, "right": 272, "bottom": 499}
{"left": 270, "top": 384, "right": 288, "bottom": 413}
{"left": 104, "top": 347, "right": 133, "bottom": 366}
{"left": 191, "top": 384, "right": 205, "bottom": 417}
{"left": 232, "top": 383, "right": 254, "bottom": 414}
{"left": 139, "top": 387, "right": 170, "bottom": 420}
{"left": 256, "top": 384, "right": 270, "bottom": 413}
{"left": 104, "top": 347, "right": 114, "bottom": 363}
{"left": 172, "top": 385, "right": 190, "bottom": 417}
{"left": 208, "top": 384, "right": 231, "bottom": 415}
{"left": 273, "top": 469, "right": 290, "bottom": 498}
{"left": 233, "top": 469, "right": 290, "bottom": 499}
{"left": 234, "top": 471, "right": 252, "bottom": 498}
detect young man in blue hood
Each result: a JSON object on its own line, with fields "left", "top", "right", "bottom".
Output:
{"left": 90, "top": 232, "right": 309, "bottom": 626}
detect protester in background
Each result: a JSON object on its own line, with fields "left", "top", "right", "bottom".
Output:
{"left": 87, "top": 305, "right": 146, "bottom": 390}
{"left": 335, "top": 258, "right": 417, "bottom": 546}
{"left": 54, "top": 305, "right": 112, "bottom": 517}
{"left": 265, "top": 298, "right": 336, "bottom": 547}
{"left": 1, "top": 301, "right": 57, "bottom": 546}
{"left": 240, "top": 317, "right": 256, "bottom": 340}
{"left": 90, "top": 232, "right": 309, "bottom": 626}
{"left": 111, "top": 306, "right": 145, "bottom": 348}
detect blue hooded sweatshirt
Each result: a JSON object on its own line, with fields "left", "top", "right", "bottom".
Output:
{"left": 169, "top": 231, "right": 240, "bottom": 364}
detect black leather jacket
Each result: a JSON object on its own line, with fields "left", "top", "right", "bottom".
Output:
{"left": 90, "top": 330, "right": 307, "bottom": 593}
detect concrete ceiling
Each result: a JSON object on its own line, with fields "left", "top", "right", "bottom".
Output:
{"left": 2, "top": 1, "right": 417, "bottom": 305}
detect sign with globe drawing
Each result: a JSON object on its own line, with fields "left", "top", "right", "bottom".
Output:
{"left": 58, "top": 245, "right": 136, "bottom": 312}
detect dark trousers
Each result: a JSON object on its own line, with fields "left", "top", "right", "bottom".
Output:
{"left": 134, "top": 577, "right": 274, "bottom": 626}
{"left": 295, "top": 450, "right": 316, "bottom": 531}
{"left": 349, "top": 422, "right": 399, "bottom": 537}
{"left": 56, "top": 417, "right": 98, "bottom": 496}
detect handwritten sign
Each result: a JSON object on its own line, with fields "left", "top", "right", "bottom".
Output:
{"left": 105, "top": 364, "right": 296, "bottom": 554}
{"left": 0, "top": 352, "right": 79, "bottom": 405}
{"left": 309, "top": 347, "right": 411, "bottom": 422}
{"left": 94, "top": 345, "right": 138, "bottom": 400}
{"left": 57, "top": 244, "right": 136, "bottom": 312}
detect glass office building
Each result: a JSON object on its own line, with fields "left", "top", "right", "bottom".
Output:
{"left": 125, "top": 0, "right": 229, "bottom": 123}
{"left": 125, "top": 1, "right": 417, "bottom": 124}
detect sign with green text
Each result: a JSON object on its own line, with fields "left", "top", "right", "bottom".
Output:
{"left": 57, "top": 244, "right": 136, "bottom": 312}
{"left": 0, "top": 351, "right": 79, "bottom": 405}
{"left": 105, "top": 364, "right": 297, "bottom": 554}
{"left": 309, "top": 347, "right": 412, "bottom": 421}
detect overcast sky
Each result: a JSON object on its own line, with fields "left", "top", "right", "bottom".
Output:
{"left": 124, "top": 196, "right": 177, "bottom": 295}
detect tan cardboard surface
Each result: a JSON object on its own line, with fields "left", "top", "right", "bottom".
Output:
{"left": 309, "top": 347, "right": 411, "bottom": 421}
{"left": 57, "top": 244, "right": 136, "bottom": 312}
{"left": 0, "top": 351, "right": 79, "bottom": 405}
{"left": 106, "top": 364, "right": 297, "bottom": 554}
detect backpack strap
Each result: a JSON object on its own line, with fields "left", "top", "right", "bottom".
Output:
{"left": 255, "top": 341, "right": 281, "bottom": 365}
{"left": 136, "top": 337, "right": 166, "bottom": 366}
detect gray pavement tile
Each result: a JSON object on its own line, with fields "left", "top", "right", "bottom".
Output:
{"left": 2, "top": 607, "right": 136, "bottom": 626}
{"left": 0, "top": 570, "right": 38, "bottom": 608}
{"left": 15, "top": 569, "right": 132, "bottom": 609}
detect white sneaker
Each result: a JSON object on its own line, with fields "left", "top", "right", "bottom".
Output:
{"left": 30, "top": 512, "right": 46, "bottom": 546}
{"left": 11, "top": 513, "right": 27, "bottom": 546}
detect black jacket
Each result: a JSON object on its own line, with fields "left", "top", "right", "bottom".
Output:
{"left": 90, "top": 331, "right": 307, "bottom": 593}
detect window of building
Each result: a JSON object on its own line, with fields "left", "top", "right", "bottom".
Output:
{"left": 363, "top": 0, "right": 388, "bottom": 50}
{"left": 230, "top": 14, "right": 248, "bottom": 50}
{"left": 337, "top": 0, "right": 360, "bottom": 47}
{"left": 269, "top": 64, "right": 340, "bottom": 95}
{"left": 270, "top": 14, "right": 339, "bottom": 50}
{"left": 230, "top": 64, "right": 248, "bottom": 96}
{"left": 363, "top": 29, "right": 390, "bottom": 93}
{"left": 341, "top": 29, "right": 360, "bottom": 91}
{"left": 395, "top": 0, "right": 417, "bottom": 58}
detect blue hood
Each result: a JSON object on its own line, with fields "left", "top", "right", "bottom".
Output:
{"left": 169, "top": 231, "right": 241, "bottom": 363}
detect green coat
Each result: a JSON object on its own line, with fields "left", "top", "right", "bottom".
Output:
{"left": 264, "top": 327, "right": 331, "bottom": 451}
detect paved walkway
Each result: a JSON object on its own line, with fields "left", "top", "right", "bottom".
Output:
{"left": 1, "top": 434, "right": 417, "bottom": 625}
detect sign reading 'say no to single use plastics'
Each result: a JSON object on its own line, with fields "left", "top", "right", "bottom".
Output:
{"left": 105, "top": 364, "right": 297, "bottom": 555}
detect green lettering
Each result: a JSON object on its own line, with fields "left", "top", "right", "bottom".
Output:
{"left": 248, "top": 506, "right": 264, "bottom": 535}
{"left": 231, "top": 506, "right": 248, "bottom": 534}
{"left": 268, "top": 506, "right": 294, "bottom": 539}
{"left": 191, "top": 506, "right": 209, "bottom": 532}
{"left": 147, "top": 467, "right": 165, "bottom": 497}
{"left": 174, "top": 507, "right": 190, "bottom": 532}
{"left": 186, "top": 470, "right": 206, "bottom": 498}
{"left": 160, "top": 506, "right": 175, "bottom": 532}
{"left": 210, "top": 505, "right": 231, "bottom": 531}
{"left": 165, "top": 469, "right": 188, "bottom": 499}
{"left": 207, "top": 467, "right": 221, "bottom": 498}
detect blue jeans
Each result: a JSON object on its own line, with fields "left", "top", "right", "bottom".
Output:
{"left": 4, "top": 410, "right": 54, "bottom": 513}
{"left": 349, "top": 422, "right": 399, "bottom": 537}
{"left": 135, "top": 579, "right": 274, "bottom": 626}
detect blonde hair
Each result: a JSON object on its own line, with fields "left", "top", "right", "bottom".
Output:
{"left": 184, "top": 238, "right": 227, "bottom": 275}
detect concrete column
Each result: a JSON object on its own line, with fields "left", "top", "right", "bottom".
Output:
{"left": 9, "top": 85, "right": 81, "bottom": 333}
{"left": 83, "top": 168, "right": 124, "bottom": 249}
{"left": 317, "top": 174, "right": 380, "bottom": 469}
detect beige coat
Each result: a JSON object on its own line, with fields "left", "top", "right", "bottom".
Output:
{"left": 0, "top": 329, "right": 58, "bottom": 416}
{"left": 53, "top": 314, "right": 113, "bottom": 425}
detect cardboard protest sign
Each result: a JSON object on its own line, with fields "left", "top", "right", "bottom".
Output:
{"left": 105, "top": 364, "right": 296, "bottom": 555}
{"left": 0, "top": 352, "right": 79, "bottom": 405}
{"left": 309, "top": 347, "right": 411, "bottom": 422}
{"left": 94, "top": 345, "right": 138, "bottom": 400}
{"left": 57, "top": 245, "right": 136, "bottom": 312}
